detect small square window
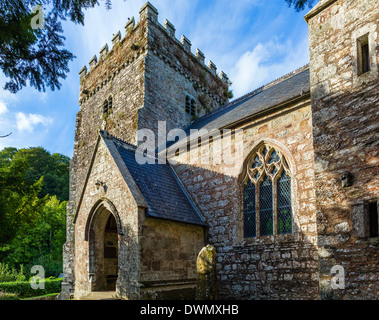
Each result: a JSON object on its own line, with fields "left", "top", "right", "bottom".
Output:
{"left": 357, "top": 34, "right": 370, "bottom": 75}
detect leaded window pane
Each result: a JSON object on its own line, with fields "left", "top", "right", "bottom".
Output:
{"left": 277, "top": 171, "right": 292, "bottom": 234}
{"left": 243, "top": 144, "right": 292, "bottom": 238}
{"left": 260, "top": 175, "right": 273, "bottom": 236}
{"left": 244, "top": 180, "right": 256, "bottom": 238}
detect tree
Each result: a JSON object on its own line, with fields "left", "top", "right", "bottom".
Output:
{"left": 4, "top": 196, "right": 67, "bottom": 277}
{"left": 0, "top": 133, "right": 12, "bottom": 138}
{"left": 2, "top": 147, "right": 70, "bottom": 202}
{"left": 285, "top": 0, "right": 316, "bottom": 11}
{"left": 0, "top": 152, "right": 47, "bottom": 246}
{"left": 0, "top": 146, "right": 69, "bottom": 244}
{"left": 0, "top": 147, "right": 69, "bottom": 276}
{"left": 0, "top": 0, "right": 114, "bottom": 93}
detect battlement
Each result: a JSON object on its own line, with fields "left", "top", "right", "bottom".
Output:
{"left": 79, "top": 2, "right": 229, "bottom": 106}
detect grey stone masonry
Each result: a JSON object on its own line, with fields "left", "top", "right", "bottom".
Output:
{"left": 164, "top": 19, "right": 175, "bottom": 37}
{"left": 125, "top": 17, "right": 135, "bottom": 33}
{"left": 181, "top": 35, "right": 192, "bottom": 52}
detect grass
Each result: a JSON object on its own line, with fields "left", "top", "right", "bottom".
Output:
{"left": 22, "top": 293, "right": 59, "bottom": 300}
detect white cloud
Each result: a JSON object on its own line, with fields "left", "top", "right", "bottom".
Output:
{"left": 0, "top": 101, "right": 7, "bottom": 115}
{"left": 16, "top": 112, "right": 53, "bottom": 132}
{"left": 230, "top": 36, "right": 309, "bottom": 97}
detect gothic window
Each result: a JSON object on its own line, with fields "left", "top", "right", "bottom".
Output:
{"left": 243, "top": 144, "right": 292, "bottom": 238}
{"left": 185, "top": 95, "right": 197, "bottom": 116}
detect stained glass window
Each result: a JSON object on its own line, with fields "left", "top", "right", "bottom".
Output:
{"left": 243, "top": 144, "right": 292, "bottom": 238}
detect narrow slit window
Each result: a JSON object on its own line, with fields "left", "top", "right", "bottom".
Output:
{"left": 358, "top": 34, "right": 370, "bottom": 75}
{"left": 185, "top": 96, "right": 191, "bottom": 114}
{"left": 108, "top": 96, "right": 113, "bottom": 114}
{"left": 362, "top": 44, "right": 370, "bottom": 74}
{"left": 368, "top": 201, "right": 378, "bottom": 238}
{"left": 191, "top": 99, "right": 196, "bottom": 116}
{"left": 103, "top": 99, "right": 109, "bottom": 115}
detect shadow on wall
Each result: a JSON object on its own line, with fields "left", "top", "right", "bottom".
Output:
{"left": 312, "top": 81, "right": 379, "bottom": 300}
{"left": 167, "top": 137, "right": 323, "bottom": 300}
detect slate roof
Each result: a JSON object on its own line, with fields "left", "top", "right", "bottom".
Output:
{"left": 188, "top": 65, "right": 310, "bottom": 133}
{"left": 102, "top": 66, "right": 310, "bottom": 227}
{"left": 112, "top": 137, "right": 207, "bottom": 227}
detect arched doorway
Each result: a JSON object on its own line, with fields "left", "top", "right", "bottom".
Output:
{"left": 103, "top": 214, "right": 118, "bottom": 290}
{"left": 87, "top": 200, "right": 122, "bottom": 292}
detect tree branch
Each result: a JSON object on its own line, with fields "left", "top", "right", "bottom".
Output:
{"left": 0, "top": 132, "right": 12, "bottom": 138}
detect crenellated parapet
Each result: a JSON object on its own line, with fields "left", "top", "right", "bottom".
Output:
{"left": 78, "top": 2, "right": 229, "bottom": 107}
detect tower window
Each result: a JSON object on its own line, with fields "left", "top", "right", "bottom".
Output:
{"left": 368, "top": 201, "right": 378, "bottom": 238}
{"left": 103, "top": 100, "right": 108, "bottom": 115}
{"left": 103, "top": 96, "right": 113, "bottom": 117}
{"left": 357, "top": 34, "right": 370, "bottom": 75}
{"left": 185, "top": 96, "right": 197, "bottom": 116}
{"left": 108, "top": 96, "right": 113, "bottom": 114}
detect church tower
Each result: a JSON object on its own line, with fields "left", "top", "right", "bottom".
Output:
{"left": 60, "top": 2, "right": 229, "bottom": 299}
{"left": 305, "top": 0, "right": 379, "bottom": 299}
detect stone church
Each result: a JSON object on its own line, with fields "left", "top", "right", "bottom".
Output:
{"left": 60, "top": 0, "right": 378, "bottom": 300}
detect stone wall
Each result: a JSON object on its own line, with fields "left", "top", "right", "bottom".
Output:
{"left": 171, "top": 93, "right": 320, "bottom": 299}
{"left": 141, "top": 2, "right": 229, "bottom": 144}
{"left": 306, "top": 0, "right": 379, "bottom": 299}
{"left": 139, "top": 218, "right": 205, "bottom": 299}
{"left": 62, "top": 2, "right": 229, "bottom": 298}
{"left": 72, "top": 137, "right": 141, "bottom": 300}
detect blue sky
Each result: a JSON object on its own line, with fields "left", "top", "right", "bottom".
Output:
{"left": 0, "top": 0, "right": 313, "bottom": 158}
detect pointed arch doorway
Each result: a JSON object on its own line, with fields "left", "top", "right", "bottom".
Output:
{"left": 86, "top": 200, "right": 123, "bottom": 292}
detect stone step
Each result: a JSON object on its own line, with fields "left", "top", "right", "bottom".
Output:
{"left": 77, "top": 291, "right": 119, "bottom": 300}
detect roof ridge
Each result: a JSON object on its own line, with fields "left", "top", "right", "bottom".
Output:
{"left": 190, "top": 64, "right": 310, "bottom": 127}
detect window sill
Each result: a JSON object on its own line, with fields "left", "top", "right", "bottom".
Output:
{"left": 236, "top": 232, "right": 302, "bottom": 247}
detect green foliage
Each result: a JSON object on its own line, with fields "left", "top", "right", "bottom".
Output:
{"left": 0, "top": 278, "right": 62, "bottom": 298}
{"left": 5, "top": 196, "right": 67, "bottom": 277}
{"left": 10, "top": 147, "right": 70, "bottom": 201}
{"left": 285, "top": 0, "right": 315, "bottom": 11}
{"left": 224, "top": 89, "right": 234, "bottom": 100}
{"left": 0, "top": 292, "right": 20, "bottom": 300}
{"left": 0, "top": 147, "right": 70, "bottom": 202}
{"left": 0, "top": 1, "right": 121, "bottom": 93}
{"left": 0, "top": 263, "right": 26, "bottom": 283}
{"left": 0, "top": 149, "right": 47, "bottom": 246}
{"left": 0, "top": 146, "right": 68, "bottom": 277}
